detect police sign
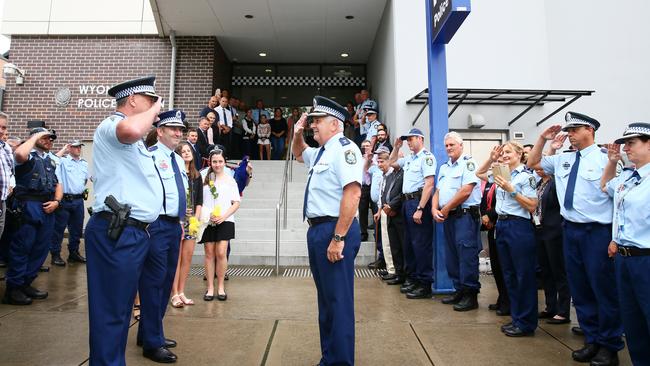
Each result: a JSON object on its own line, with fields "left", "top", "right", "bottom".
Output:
{"left": 431, "top": 0, "right": 452, "bottom": 41}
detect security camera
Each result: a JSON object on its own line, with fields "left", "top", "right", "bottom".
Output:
{"left": 3, "top": 63, "right": 17, "bottom": 77}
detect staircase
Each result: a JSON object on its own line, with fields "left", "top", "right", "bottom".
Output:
{"left": 192, "top": 160, "right": 376, "bottom": 266}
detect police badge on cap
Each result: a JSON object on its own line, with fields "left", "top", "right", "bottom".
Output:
{"left": 562, "top": 111, "right": 600, "bottom": 132}
{"left": 156, "top": 109, "right": 187, "bottom": 129}
{"left": 308, "top": 96, "right": 350, "bottom": 122}
{"left": 108, "top": 76, "right": 160, "bottom": 101}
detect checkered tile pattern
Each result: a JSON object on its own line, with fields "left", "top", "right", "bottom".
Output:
{"left": 231, "top": 76, "right": 366, "bottom": 87}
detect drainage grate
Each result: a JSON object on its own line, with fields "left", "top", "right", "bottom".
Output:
{"left": 282, "top": 267, "right": 380, "bottom": 278}
{"left": 189, "top": 266, "right": 274, "bottom": 277}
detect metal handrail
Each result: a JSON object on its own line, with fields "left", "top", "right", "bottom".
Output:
{"left": 274, "top": 131, "right": 294, "bottom": 275}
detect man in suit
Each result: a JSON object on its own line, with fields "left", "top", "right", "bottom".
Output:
{"left": 195, "top": 117, "right": 213, "bottom": 164}
{"left": 186, "top": 130, "right": 202, "bottom": 171}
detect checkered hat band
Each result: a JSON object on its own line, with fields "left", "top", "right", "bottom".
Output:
{"left": 313, "top": 106, "right": 345, "bottom": 121}
{"left": 114, "top": 85, "right": 156, "bottom": 99}
{"left": 158, "top": 117, "right": 184, "bottom": 126}
{"left": 624, "top": 126, "right": 650, "bottom": 136}
{"left": 565, "top": 117, "right": 593, "bottom": 127}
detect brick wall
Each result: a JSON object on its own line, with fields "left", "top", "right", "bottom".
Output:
{"left": 2, "top": 35, "right": 230, "bottom": 148}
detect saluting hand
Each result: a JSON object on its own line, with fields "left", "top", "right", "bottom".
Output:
{"left": 605, "top": 143, "right": 622, "bottom": 163}
{"left": 489, "top": 145, "right": 503, "bottom": 163}
{"left": 294, "top": 113, "right": 308, "bottom": 136}
{"left": 327, "top": 239, "right": 345, "bottom": 263}
{"left": 394, "top": 138, "right": 403, "bottom": 150}
{"left": 540, "top": 125, "right": 562, "bottom": 141}
{"left": 550, "top": 133, "right": 568, "bottom": 150}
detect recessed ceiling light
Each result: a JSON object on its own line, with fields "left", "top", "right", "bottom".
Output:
{"left": 280, "top": 96, "right": 287, "bottom": 99}
{"left": 245, "top": 14, "right": 254, "bottom": 19}
{"left": 330, "top": 96, "right": 337, "bottom": 99}
{"left": 340, "top": 53, "right": 349, "bottom": 58}
{"left": 345, "top": 15, "right": 354, "bottom": 19}
{"left": 265, "top": 69, "right": 272, "bottom": 73}
{"left": 259, "top": 52, "right": 267, "bottom": 57}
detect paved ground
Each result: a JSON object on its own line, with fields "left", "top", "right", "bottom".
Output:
{"left": 0, "top": 252, "right": 632, "bottom": 366}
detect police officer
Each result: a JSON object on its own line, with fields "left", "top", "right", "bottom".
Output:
{"left": 527, "top": 112, "right": 623, "bottom": 365}
{"left": 136, "top": 110, "right": 188, "bottom": 363}
{"left": 601, "top": 123, "right": 650, "bottom": 366}
{"left": 477, "top": 141, "right": 538, "bottom": 337}
{"left": 2, "top": 127, "right": 62, "bottom": 305}
{"left": 292, "top": 96, "right": 362, "bottom": 366}
{"left": 432, "top": 131, "right": 482, "bottom": 311}
{"left": 50, "top": 140, "right": 89, "bottom": 266}
{"left": 364, "top": 108, "right": 382, "bottom": 146}
{"left": 85, "top": 76, "right": 163, "bottom": 366}
{"left": 387, "top": 128, "right": 436, "bottom": 299}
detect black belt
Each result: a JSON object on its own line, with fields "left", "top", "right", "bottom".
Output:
{"left": 158, "top": 214, "right": 180, "bottom": 223}
{"left": 449, "top": 206, "right": 479, "bottom": 217}
{"left": 96, "top": 211, "right": 150, "bottom": 231}
{"left": 402, "top": 189, "right": 423, "bottom": 201}
{"left": 16, "top": 194, "right": 52, "bottom": 202}
{"left": 307, "top": 216, "right": 338, "bottom": 227}
{"left": 497, "top": 214, "right": 525, "bottom": 221}
{"left": 63, "top": 194, "right": 84, "bottom": 200}
{"left": 618, "top": 245, "right": 650, "bottom": 257}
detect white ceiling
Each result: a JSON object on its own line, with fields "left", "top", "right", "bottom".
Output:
{"left": 151, "top": 0, "right": 387, "bottom": 63}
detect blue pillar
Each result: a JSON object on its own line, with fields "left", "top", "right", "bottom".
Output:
{"left": 424, "top": 0, "right": 471, "bottom": 294}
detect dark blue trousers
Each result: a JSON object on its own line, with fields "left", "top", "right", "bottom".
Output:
{"left": 616, "top": 254, "right": 650, "bottom": 364}
{"left": 563, "top": 221, "right": 623, "bottom": 351}
{"left": 443, "top": 213, "right": 481, "bottom": 291}
{"left": 137, "top": 218, "right": 182, "bottom": 349}
{"left": 50, "top": 198, "right": 84, "bottom": 254}
{"left": 402, "top": 199, "right": 433, "bottom": 286}
{"left": 307, "top": 218, "right": 360, "bottom": 366}
{"left": 496, "top": 217, "right": 538, "bottom": 333}
{"left": 5, "top": 200, "right": 55, "bottom": 288}
{"left": 86, "top": 215, "right": 151, "bottom": 366}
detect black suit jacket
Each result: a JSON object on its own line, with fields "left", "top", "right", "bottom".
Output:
{"left": 195, "top": 128, "right": 211, "bottom": 161}
{"left": 189, "top": 143, "right": 201, "bottom": 171}
{"left": 381, "top": 168, "right": 404, "bottom": 213}
{"left": 538, "top": 178, "right": 562, "bottom": 239}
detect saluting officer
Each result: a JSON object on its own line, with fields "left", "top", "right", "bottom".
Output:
{"left": 527, "top": 112, "right": 623, "bottom": 365}
{"left": 2, "top": 128, "right": 62, "bottom": 305}
{"left": 432, "top": 131, "right": 482, "bottom": 311}
{"left": 292, "top": 96, "right": 362, "bottom": 366}
{"left": 50, "top": 140, "right": 89, "bottom": 266}
{"left": 136, "top": 110, "right": 188, "bottom": 363}
{"left": 85, "top": 76, "right": 163, "bottom": 366}
{"left": 601, "top": 123, "right": 650, "bottom": 366}
{"left": 387, "top": 128, "right": 436, "bottom": 299}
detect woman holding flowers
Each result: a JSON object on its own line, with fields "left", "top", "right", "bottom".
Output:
{"left": 197, "top": 149, "right": 241, "bottom": 301}
{"left": 169, "top": 142, "right": 203, "bottom": 308}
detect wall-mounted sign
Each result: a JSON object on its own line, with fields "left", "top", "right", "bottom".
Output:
{"left": 77, "top": 85, "right": 116, "bottom": 109}
{"left": 55, "top": 87, "right": 71, "bottom": 106}
{"left": 431, "top": 0, "right": 452, "bottom": 42}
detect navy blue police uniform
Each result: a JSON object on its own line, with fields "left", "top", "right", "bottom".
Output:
{"left": 397, "top": 128, "right": 436, "bottom": 298}
{"left": 2, "top": 128, "right": 60, "bottom": 305}
{"left": 136, "top": 110, "right": 188, "bottom": 360}
{"left": 302, "top": 96, "right": 362, "bottom": 366}
{"left": 605, "top": 122, "right": 650, "bottom": 365}
{"left": 50, "top": 140, "right": 89, "bottom": 264}
{"left": 540, "top": 112, "right": 623, "bottom": 355}
{"left": 85, "top": 76, "right": 164, "bottom": 366}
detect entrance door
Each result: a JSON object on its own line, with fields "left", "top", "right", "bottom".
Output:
{"left": 451, "top": 130, "right": 508, "bottom": 164}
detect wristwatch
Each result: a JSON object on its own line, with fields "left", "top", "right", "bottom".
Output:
{"left": 509, "top": 191, "right": 517, "bottom": 198}
{"left": 416, "top": 206, "right": 423, "bottom": 212}
{"left": 332, "top": 233, "right": 346, "bottom": 242}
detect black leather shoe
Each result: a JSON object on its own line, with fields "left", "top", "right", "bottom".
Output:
{"left": 546, "top": 316, "right": 570, "bottom": 325}
{"left": 572, "top": 326, "right": 585, "bottom": 336}
{"left": 367, "top": 259, "right": 386, "bottom": 270}
{"left": 203, "top": 292, "right": 214, "bottom": 301}
{"left": 2, "top": 288, "right": 32, "bottom": 305}
{"left": 386, "top": 276, "right": 406, "bottom": 285}
{"left": 453, "top": 291, "right": 478, "bottom": 312}
{"left": 225, "top": 274, "right": 229, "bottom": 281}
{"left": 22, "top": 285, "right": 48, "bottom": 300}
{"left": 381, "top": 273, "right": 396, "bottom": 281}
{"left": 441, "top": 290, "right": 463, "bottom": 305}
{"left": 39, "top": 265, "right": 50, "bottom": 272}
{"left": 217, "top": 293, "right": 227, "bottom": 301}
{"left": 504, "top": 326, "right": 534, "bottom": 337}
{"left": 488, "top": 303, "right": 499, "bottom": 311}
{"left": 143, "top": 346, "right": 177, "bottom": 363}
{"left": 51, "top": 253, "right": 66, "bottom": 267}
{"left": 496, "top": 309, "right": 511, "bottom": 316}
{"left": 500, "top": 323, "right": 514, "bottom": 333}
{"left": 137, "top": 338, "right": 177, "bottom": 348}
{"left": 406, "top": 285, "right": 432, "bottom": 299}
{"left": 400, "top": 280, "right": 417, "bottom": 294}
{"left": 538, "top": 310, "right": 554, "bottom": 319}
{"left": 572, "top": 344, "right": 600, "bottom": 363}
{"left": 68, "top": 251, "right": 86, "bottom": 263}
{"left": 590, "top": 347, "right": 618, "bottom": 366}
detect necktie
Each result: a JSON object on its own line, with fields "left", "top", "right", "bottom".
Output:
{"left": 170, "top": 152, "right": 187, "bottom": 217}
{"left": 564, "top": 151, "right": 581, "bottom": 209}
{"left": 221, "top": 109, "right": 227, "bottom": 128}
{"left": 303, "top": 147, "right": 325, "bottom": 220}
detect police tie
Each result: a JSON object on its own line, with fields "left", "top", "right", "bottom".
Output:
{"left": 170, "top": 152, "right": 187, "bottom": 217}
{"left": 564, "top": 151, "right": 581, "bottom": 209}
{"left": 303, "top": 146, "right": 325, "bottom": 221}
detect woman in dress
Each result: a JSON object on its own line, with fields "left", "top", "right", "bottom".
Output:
{"left": 169, "top": 141, "right": 203, "bottom": 308}
{"left": 197, "top": 149, "right": 241, "bottom": 301}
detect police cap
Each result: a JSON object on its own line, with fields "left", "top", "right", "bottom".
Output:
{"left": 108, "top": 75, "right": 159, "bottom": 101}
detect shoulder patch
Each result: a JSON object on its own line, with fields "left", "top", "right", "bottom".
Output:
{"left": 425, "top": 156, "right": 434, "bottom": 166}
{"left": 148, "top": 146, "right": 158, "bottom": 152}
{"left": 339, "top": 137, "right": 351, "bottom": 146}
{"left": 466, "top": 161, "right": 475, "bottom": 172}
{"left": 344, "top": 150, "right": 357, "bottom": 164}
{"left": 529, "top": 176, "right": 537, "bottom": 189}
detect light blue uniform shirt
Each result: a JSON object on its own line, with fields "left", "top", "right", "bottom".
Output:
{"left": 365, "top": 120, "right": 382, "bottom": 140}
{"left": 369, "top": 164, "right": 383, "bottom": 204}
{"left": 494, "top": 164, "right": 537, "bottom": 219}
{"left": 91, "top": 113, "right": 164, "bottom": 223}
{"left": 606, "top": 164, "right": 650, "bottom": 249}
{"left": 303, "top": 132, "right": 362, "bottom": 218}
{"left": 58, "top": 155, "right": 89, "bottom": 194}
{"left": 541, "top": 144, "right": 613, "bottom": 224}
{"left": 398, "top": 149, "right": 437, "bottom": 194}
{"left": 150, "top": 141, "right": 189, "bottom": 218}
{"left": 437, "top": 155, "right": 481, "bottom": 208}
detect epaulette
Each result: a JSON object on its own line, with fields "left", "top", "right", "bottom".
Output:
{"left": 622, "top": 167, "right": 634, "bottom": 171}
{"left": 339, "top": 137, "right": 351, "bottom": 146}
{"left": 423, "top": 150, "right": 432, "bottom": 155}
{"left": 463, "top": 155, "right": 472, "bottom": 160}
{"left": 148, "top": 146, "right": 158, "bottom": 152}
